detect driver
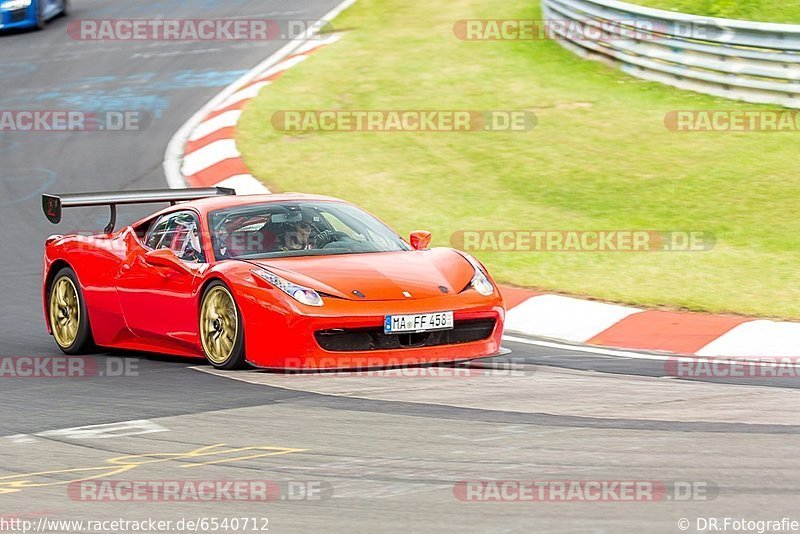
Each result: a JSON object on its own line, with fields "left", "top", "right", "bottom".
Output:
{"left": 280, "top": 220, "right": 315, "bottom": 251}
{"left": 279, "top": 220, "right": 348, "bottom": 251}
{"left": 177, "top": 220, "right": 203, "bottom": 262}
{"left": 184, "top": 225, "right": 203, "bottom": 262}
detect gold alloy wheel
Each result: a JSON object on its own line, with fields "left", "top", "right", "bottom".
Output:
{"left": 200, "top": 286, "right": 239, "bottom": 365}
{"left": 49, "top": 276, "right": 80, "bottom": 349}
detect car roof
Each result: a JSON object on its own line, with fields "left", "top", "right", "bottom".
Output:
{"left": 139, "top": 192, "right": 350, "bottom": 224}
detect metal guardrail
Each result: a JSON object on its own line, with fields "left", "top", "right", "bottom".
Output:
{"left": 541, "top": 0, "right": 800, "bottom": 107}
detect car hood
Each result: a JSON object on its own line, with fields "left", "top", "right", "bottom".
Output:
{"left": 247, "top": 249, "right": 475, "bottom": 301}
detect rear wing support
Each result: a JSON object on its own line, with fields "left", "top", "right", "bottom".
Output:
{"left": 42, "top": 187, "right": 236, "bottom": 233}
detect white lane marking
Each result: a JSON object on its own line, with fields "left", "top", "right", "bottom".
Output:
{"left": 188, "top": 110, "right": 242, "bottom": 141}
{"left": 190, "top": 336, "right": 792, "bottom": 382}
{"left": 163, "top": 0, "right": 356, "bottom": 189}
{"left": 293, "top": 33, "right": 342, "bottom": 56}
{"left": 191, "top": 366, "right": 260, "bottom": 384}
{"left": 6, "top": 434, "right": 37, "bottom": 444}
{"left": 181, "top": 139, "right": 240, "bottom": 176}
{"left": 4, "top": 420, "right": 169, "bottom": 444}
{"left": 216, "top": 174, "right": 271, "bottom": 195}
{"left": 251, "top": 55, "right": 309, "bottom": 83}
{"left": 502, "top": 334, "right": 675, "bottom": 361}
{"left": 503, "top": 334, "right": 800, "bottom": 369}
{"left": 696, "top": 320, "right": 800, "bottom": 357}
{"left": 505, "top": 294, "right": 643, "bottom": 343}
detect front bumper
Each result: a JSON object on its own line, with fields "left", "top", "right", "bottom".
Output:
{"left": 238, "top": 289, "right": 505, "bottom": 369}
{"left": 0, "top": 6, "right": 35, "bottom": 30}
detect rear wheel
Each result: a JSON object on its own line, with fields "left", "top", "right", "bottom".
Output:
{"left": 200, "top": 282, "right": 247, "bottom": 370}
{"left": 48, "top": 267, "right": 94, "bottom": 354}
{"left": 60, "top": 0, "right": 69, "bottom": 16}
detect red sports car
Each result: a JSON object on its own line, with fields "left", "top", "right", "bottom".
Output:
{"left": 42, "top": 188, "right": 505, "bottom": 370}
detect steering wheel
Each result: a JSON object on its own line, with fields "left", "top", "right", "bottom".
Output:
{"left": 313, "top": 230, "right": 351, "bottom": 249}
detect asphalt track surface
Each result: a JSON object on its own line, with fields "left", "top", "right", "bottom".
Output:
{"left": 1, "top": 2, "right": 799, "bottom": 532}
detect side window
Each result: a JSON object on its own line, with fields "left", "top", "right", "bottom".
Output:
{"left": 145, "top": 216, "right": 172, "bottom": 250}
{"left": 144, "top": 212, "right": 205, "bottom": 263}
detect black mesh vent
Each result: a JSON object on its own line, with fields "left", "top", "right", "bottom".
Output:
{"left": 9, "top": 9, "right": 28, "bottom": 23}
{"left": 315, "top": 319, "right": 496, "bottom": 352}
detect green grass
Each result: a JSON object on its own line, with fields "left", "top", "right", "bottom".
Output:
{"left": 237, "top": 0, "right": 800, "bottom": 320}
{"left": 628, "top": 0, "right": 800, "bottom": 23}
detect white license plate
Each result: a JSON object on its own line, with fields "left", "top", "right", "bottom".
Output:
{"left": 384, "top": 311, "right": 454, "bottom": 334}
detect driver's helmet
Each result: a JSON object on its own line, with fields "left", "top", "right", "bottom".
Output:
{"left": 170, "top": 219, "right": 202, "bottom": 261}
{"left": 176, "top": 219, "right": 202, "bottom": 262}
{"left": 188, "top": 224, "right": 201, "bottom": 253}
{"left": 280, "top": 220, "right": 314, "bottom": 250}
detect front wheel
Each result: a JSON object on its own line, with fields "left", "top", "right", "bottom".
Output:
{"left": 48, "top": 267, "right": 94, "bottom": 354}
{"left": 200, "top": 281, "right": 247, "bottom": 370}
{"left": 34, "top": 1, "right": 45, "bottom": 30}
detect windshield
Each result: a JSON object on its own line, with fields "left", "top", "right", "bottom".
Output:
{"left": 209, "top": 201, "right": 411, "bottom": 260}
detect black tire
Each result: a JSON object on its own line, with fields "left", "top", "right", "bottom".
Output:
{"left": 48, "top": 267, "right": 94, "bottom": 354}
{"left": 34, "top": 1, "right": 45, "bottom": 30}
{"left": 60, "top": 0, "right": 69, "bottom": 17}
{"left": 199, "top": 281, "right": 248, "bottom": 370}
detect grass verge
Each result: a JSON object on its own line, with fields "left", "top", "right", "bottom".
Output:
{"left": 237, "top": 0, "right": 800, "bottom": 319}
{"left": 627, "top": 0, "right": 800, "bottom": 24}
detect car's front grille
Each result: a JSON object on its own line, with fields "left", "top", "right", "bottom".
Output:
{"left": 9, "top": 9, "right": 28, "bottom": 23}
{"left": 315, "top": 318, "right": 496, "bottom": 352}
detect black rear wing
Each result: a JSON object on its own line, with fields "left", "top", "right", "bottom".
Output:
{"left": 42, "top": 187, "right": 236, "bottom": 233}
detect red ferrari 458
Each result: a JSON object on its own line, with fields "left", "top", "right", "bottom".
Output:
{"left": 42, "top": 188, "right": 505, "bottom": 370}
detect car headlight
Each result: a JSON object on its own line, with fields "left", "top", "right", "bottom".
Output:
{"left": 252, "top": 268, "right": 324, "bottom": 307}
{"left": 462, "top": 254, "right": 495, "bottom": 296}
{"left": 0, "top": 0, "right": 32, "bottom": 10}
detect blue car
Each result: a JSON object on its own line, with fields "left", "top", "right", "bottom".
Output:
{"left": 0, "top": 0, "right": 68, "bottom": 31}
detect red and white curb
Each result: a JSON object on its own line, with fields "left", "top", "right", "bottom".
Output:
{"left": 163, "top": 0, "right": 355, "bottom": 194}
{"left": 163, "top": 0, "right": 800, "bottom": 359}
{"left": 164, "top": 33, "right": 342, "bottom": 195}
{"left": 502, "top": 291, "right": 800, "bottom": 357}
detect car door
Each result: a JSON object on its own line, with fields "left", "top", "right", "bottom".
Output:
{"left": 115, "top": 210, "right": 207, "bottom": 352}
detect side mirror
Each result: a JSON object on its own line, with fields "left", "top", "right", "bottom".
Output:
{"left": 409, "top": 231, "right": 432, "bottom": 251}
{"left": 144, "top": 248, "right": 189, "bottom": 274}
